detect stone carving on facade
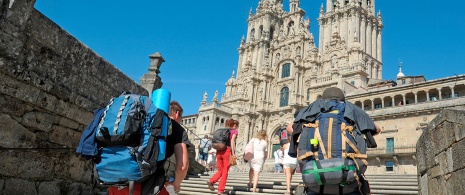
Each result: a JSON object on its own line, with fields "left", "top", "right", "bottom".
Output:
{"left": 202, "top": 91, "right": 208, "bottom": 102}
{"left": 212, "top": 90, "right": 218, "bottom": 102}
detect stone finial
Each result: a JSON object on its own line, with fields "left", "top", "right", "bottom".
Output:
{"left": 148, "top": 52, "right": 165, "bottom": 73}
{"left": 202, "top": 91, "right": 207, "bottom": 104}
{"left": 212, "top": 90, "right": 219, "bottom": 102}
{"left": 140, "top": 52, "right": 165, "bottom": 95}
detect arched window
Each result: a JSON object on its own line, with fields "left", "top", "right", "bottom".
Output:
{"left": 282, "top": 63, "right": 290, "bottom": 78}
{"left": 280, "top": 87, "right": 289, "bottom": 107}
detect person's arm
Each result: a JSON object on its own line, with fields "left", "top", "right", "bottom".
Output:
{"left": 230, "top": 134, "right": 237, "bottom": 157}
{"left": 286, "top": 121, "right": 294, "bottom": 134}
{"left": 173, "top": 142, "right": 189, "bottom": 192}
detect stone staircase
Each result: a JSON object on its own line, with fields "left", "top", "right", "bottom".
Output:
{"left": 179, "top": 172, "right": 418, "bottom": 195}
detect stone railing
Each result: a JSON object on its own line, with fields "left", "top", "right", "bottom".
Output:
{"left": 221, "top": 92, "right": 249, "bottom": 102}
{"left": 367, "top": 144, "right": 416, "bottom": 156}
{"left": 417, "top": 108, "right": 465, "bottom": 194}
{"left": 365, "top": 96, "right": 465, "bottom": 118}
{"left": 316, "top": 75, "right": 333, "bottom": 83}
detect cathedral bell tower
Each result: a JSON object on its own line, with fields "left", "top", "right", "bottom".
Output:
{"left": 318, "top": 0, "right": 383, "bottom": 87}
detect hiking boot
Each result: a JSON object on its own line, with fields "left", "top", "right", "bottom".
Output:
{"left": 207, "top": 181, "right": 215, "bottom": 191}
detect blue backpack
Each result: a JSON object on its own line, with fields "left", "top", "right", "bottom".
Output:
{"left": 297, "top": 100, "right": 369, "bottom": 195}
{"left": 77, "top": 92, "right": 170, "bottom": 188}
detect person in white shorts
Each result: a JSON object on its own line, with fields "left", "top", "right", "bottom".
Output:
{"left": 281, "top": 129, "right": 297, "bottom": 195}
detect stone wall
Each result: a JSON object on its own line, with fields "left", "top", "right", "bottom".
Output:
{"left": 0, "top": 0, "right": 148, "bottom": 194}
{"left": 417, "top": 107, "right": 465, "bottom": 194}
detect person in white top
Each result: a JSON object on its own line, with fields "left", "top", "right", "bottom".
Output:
{"left": 281, "top": 129, "right": 297, "bottom": 195}
{"left": 247, "top": 130, "right": 268, "bottom": 193}
{"left": 273, "top": 147, "right": 284, "bottom": 173}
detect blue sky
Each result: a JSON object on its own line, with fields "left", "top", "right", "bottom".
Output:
{"left": 34, "top": 0, "right": 465, "bottom": 115}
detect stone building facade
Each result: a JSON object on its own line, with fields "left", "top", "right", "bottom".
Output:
{"left": 190, "top": 0, "right": 465, "bottom": 174}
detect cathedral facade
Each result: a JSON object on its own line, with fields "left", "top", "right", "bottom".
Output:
{"left": 183, "top": 0, "right": 465, "bottom": 174}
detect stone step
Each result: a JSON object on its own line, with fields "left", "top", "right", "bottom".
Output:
{"left": 181, "top": 172, "right": 419, "bottom": 195}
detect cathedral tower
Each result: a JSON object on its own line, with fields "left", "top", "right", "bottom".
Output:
{"left": 318, "top": 0, "right": 383, "bottom": 89}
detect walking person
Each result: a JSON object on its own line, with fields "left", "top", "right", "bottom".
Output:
{"left": 207, "top": 146, "right": 217, "bottom": 172}
{"left": 273, "top": 147, "right": 284, "bottom": 173}
{"left": 198, "top": 135, "right": 211, "bottom": 166}
{"left": 281, "top": 129, "right": 297, "bottom": 195}
{"left": 207, "top": 119, "right": 238, "bottom": 195}
{"left": 247, "top": 130, "right": 268, "bottom": 193}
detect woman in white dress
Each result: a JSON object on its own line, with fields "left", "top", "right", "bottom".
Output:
{"left": 247, "top": 130, "right": 268, "bottom": 193}
{"left": 207, "top": 147, "right": 217, "bottom": 172}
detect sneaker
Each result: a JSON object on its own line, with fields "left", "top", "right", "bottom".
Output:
{"left": 207, "top": 181, "right": 215, "bottom": 191}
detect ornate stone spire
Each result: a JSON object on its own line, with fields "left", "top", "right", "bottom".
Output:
{"left": 397, "top": 61, "right": 405, "bottom": 78}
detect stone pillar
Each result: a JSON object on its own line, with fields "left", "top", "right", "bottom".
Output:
{"left": 438, "top": 88, "right": 442, "bottom": 100}
{"left": 372, "top": 23, "right": 377, "bottom": 59}
{"left": 319, "top": 20, "right": 325, "bottom": 54}
{"left": 140, "top": 52, "right": 165, "bottom": 96}
{"left": 366, "top": 20, "right": 372, "bottom": 56}
{"left": 426, "top": 91, "right": 430, "bottom": 102}
{"left": 361, "top": 15, "right": 366, "bottom": 52}
{"left": 377, "top": 29, "right": 382, "bottom": 62}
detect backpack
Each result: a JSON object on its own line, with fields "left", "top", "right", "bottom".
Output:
{"left": 297, "top": 100, "right": 369, "bottom": 195}
{"left": 77, "top": 90, "right": 171, "bottom": 189}
{"left": 211, "top": 128, "right": 230, "bottom": 151}
{"left": 279, "top": 128, "right": 289, "bottom": 146}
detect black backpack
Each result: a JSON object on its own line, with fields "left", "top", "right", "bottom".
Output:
{"left": 211, "top": 128, "right": 230, "bottom": 151}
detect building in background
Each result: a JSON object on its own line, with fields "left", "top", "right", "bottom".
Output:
{"left": 186, "top": 0, "right": 465, "bottom": 174}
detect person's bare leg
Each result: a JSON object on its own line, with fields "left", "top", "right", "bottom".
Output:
{"left": 284, "top": 167, "right": 292, "bottom": 193}
{"left": 248, "top": 168, "right": 253, "bottom": 187}
{"left": 253, "top": 169, "right": 260, "bottom": 192}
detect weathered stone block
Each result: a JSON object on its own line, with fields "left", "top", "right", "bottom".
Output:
{"left": 455, "top": 122, "right": 465, "bottom": 142}
{"left": 423, "top": 132, "right": 436, "bottom": 171}
{"left": 419, "top": 174, "right": 428, "bottom": 195}
{"left": 0, "top": 93, "right": 34, "bottom": 116}
{"left": 451, "top": 141, "right": 465, "bottom": 171}
{"left": 38, "top": 180, "right": 61, "bottom": 195}
{"left": 428, "top": 165, "right": 441, "bottom": 178}
{"left": 437, "top": 151, "right": 448, "bottom": 176}
{"left": 445, "top": 169, "right": 465, "bottom": 195}
{"left": 438, "top": 121, "right": 456, "bottom": 152}
{"left": 3, "top": 178, "right": 37, "bottom": 195}
{"left": 54, "top": 115, "right": 80, "bottom": 130}
{"left": 428, "top": 177, "right": 440, "bottom": 195}
{"left": 0, "top": 113, "right": 36, "bottom": 148}
{"left": 21, "top": 111, "right": 54, "bottom": 132}
{"left": 416, "top": 132, "right": 427, "bottom": 174}
{"left": 0, "top": 150, "right": 55, "bottom": 179}
{"left": 49, "top": 125, "right": 80, "bottom": 148}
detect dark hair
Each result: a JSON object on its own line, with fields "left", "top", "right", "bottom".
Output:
{"left": 204, "top": 135, "right": 209, "bottom": 139}
{"left": 169, "top": 100, "right": 183, "bottom": 116}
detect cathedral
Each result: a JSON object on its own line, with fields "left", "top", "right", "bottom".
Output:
{"left": 182, "top": 0, "right": 465, "bottom": 174}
